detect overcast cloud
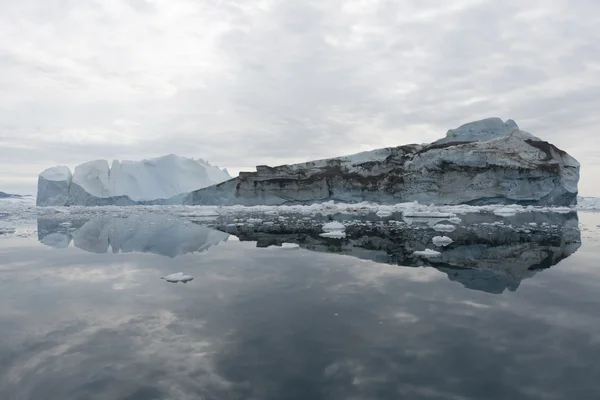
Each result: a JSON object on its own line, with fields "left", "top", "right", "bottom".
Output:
{"left": 0, "top": 0, "right": 598, "bottom": 195}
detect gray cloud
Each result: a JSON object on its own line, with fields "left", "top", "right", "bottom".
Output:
{"left": 0, "top": 0, "right": 599, "bottom": 195}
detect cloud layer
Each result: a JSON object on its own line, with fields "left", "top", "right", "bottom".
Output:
{"left": 0, "top": 0, "right": 598, "bottom": 194}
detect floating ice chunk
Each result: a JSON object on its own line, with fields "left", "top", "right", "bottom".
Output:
{"left": 376, "top": 210, "right": 393, "bottom": 217}
{"left": 413, "top": 249, "right": 441, "bottom": 257}
{"left": 493, "top": 207, "right": 518, "bottom": 217}
{"left": 161, "top": 272, "right": 194, "bottom": 283}
{"left": 322, "top": 221, "right": 346, "bottom": 232}
{"left": 280, "top": 243, "right": 300, "bottom": 249}
{"left": 433, "top": 224, "right": 456, "bottom": 233}
{"left": 403, "top": 210, "right": 455, "bottom": 218}
{"left": 432, "top": 236, "right": 453, "bottom": 247}
{"left": 448, "top": 217, "right": 462, "bottom": 224}
{"left": 320, "top": 231, "right": 347, "bottom": 239}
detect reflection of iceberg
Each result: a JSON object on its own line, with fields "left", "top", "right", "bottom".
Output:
{"left": 38, "top": 215, "right": 230, "bottom": 258}
{"left": 218, "top": 211, "right": 581, "bottom": 294}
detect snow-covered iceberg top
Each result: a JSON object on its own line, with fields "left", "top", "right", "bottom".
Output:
{"left": 37, "top": 154, "right": 231, "bottom": 206}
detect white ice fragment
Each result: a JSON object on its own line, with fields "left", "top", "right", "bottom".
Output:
{"left": 161, "top": 272, "right": 194, "bottom": 283}
{"left": 403, "top": 210, "right": 455, "bottom": 218}
{"left": 432, "top": 236, "right": 453, "bottom": 247}
{"left": 280, "top": 243, "right": 300, "bottom": 249}
{"left": 493, "top": 207, "right": 518, "bottom": 217}
{"left": 322, "top": 221, "right": 346, "bottom": 232}
{"left": 320, "top": 231, "right": 347, "bottom": 239}
{"left": 433, "top": 224, "right": 456, "bottom": 233}
{"left": 413, "top": 249, "right": 441, "bottom": 257}
{"left": 376, "top": 210, "right": 393, "bottom": 217}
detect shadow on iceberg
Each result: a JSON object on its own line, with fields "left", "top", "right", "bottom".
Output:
{"left": 37, "top": 215, "right": 230, "bottom": 258}
{"left": 216, "top": 211, "right": 581, "bottom": 294}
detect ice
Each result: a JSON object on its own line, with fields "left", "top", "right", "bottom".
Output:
{"left": 161, "top": 272, "right": 194, "bottom": 283}
{"left": 320, "top": 231, "right": 347, "bottom": 239}
{"left": 493, "top": 207, "right": 519, "bottom": 217}
{"left": 40, "top": 232, "right": 71, "bottom": 248}
{"left": 322, "top": 221, "right": 346, "bottom": 232}
{"left": 40, "top": 166, "right": 72, "bottom": 181}
{"left": 413, "top": 249, "right": 442, "bottom": 257}
{"left": 280, "top": 243, "right": 300, "bottom": 249}
{"left": 37, "top": 154, "right": 231, "bottom": 206}
{"left": 432, "top": 236, "right": 454, "bottom": 247}
{"left": 402, "top": 206, "right": 456, "bottom": 218}
{"left": 73, "top": 154, "right": 230, "bottom": 201}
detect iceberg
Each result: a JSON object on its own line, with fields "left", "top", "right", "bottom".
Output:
{"left": 186, "top": 118, "right": 579, "bottom": 207}
{"left": 37, "top": 155, "right": 231, "bottom": 206}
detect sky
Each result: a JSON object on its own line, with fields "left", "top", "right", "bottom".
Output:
{"left": 0, "top": 0, "right": 598, "bottom": 196}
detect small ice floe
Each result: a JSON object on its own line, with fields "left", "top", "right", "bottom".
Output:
{"left": 320, "top": 221, "right": 346, "bottom": 239}
{"left": 413, "top": 249, "right": 442, "bottom": 257}
{"left": 320, "top": 231, "right": 347, "bottom": 238}
{"left": 161, "top": 273, "right": 194, "bottom": 283}
{"left": 376, "top": 210, "right": 393, "bottom": 218}
{"left": 280, "top": 243, "right": 300, "bottom": 249}
{"left": 493, "top": 207, "right": 518, "bottom": 217}
{"left": 403, "top": 210, "right": 455, "bottom": 218}
{"left": 432, "top": 236, "right": 453, "bottom": 247}
{"left": 59, "top": 221, "right": 72, "bottom": 227}
{"left": 433, "top": 224, "right": 456, "bottom": 233}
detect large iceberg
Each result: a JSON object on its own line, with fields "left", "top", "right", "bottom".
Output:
{"left": 37, "top": 155, "right": 231, "bottom": 206}
{"left": 186, "top": 118, "right": 579, "bottom": 207}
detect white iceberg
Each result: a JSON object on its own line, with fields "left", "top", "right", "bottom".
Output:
{"left": 37, "top": 154, "right": 231, "bottom": 206}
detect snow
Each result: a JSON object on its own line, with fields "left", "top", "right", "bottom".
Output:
{"left": 40, "top": 166, "right": 72, "bottom": 182}
{"left": 432, "top": 236, "right": 454, "bottom": 247}
{"left": 413, "top": 249, "right": 442, "bottom": 257}
{"left": 71, "top": 154, "right": 230, "bottom": 201}
{"left": 161, "top": 272, "right": 194, "bottom": 283}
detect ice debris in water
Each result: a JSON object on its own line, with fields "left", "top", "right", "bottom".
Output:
{"left": 493, "top": 207, "right": 519, "bottom": 217}
{"left": 432, "top": 236, "right": 453, "bottom": 247}
{"left": 413, "top": 249, "right": 442, "bottom": 257}
{"left": 322, "top": 221, "right": 346, "bottom": 232}
{"left": 433, "top": 224, "right": 456, "bottom": 233}
{"left": 320, "top": 221, "right": 346, "bottom": 239}
{"left": 280, "top": 243, "right": 300, "bottom": 249}
{"left": 161, "top": 272, "right": 194, "bottom": 283}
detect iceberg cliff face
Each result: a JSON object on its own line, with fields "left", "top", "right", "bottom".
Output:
{"left": 37, "top": 155, "right": 230, "bottom": 206}
{"left": 186, "top": 118, "right": 579, "bottom": 207}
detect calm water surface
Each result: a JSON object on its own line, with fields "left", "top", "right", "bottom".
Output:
{"left": 1, "top": 211, "right": 600, "bottom": 400}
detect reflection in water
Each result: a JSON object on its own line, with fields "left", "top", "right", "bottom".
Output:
{"left": 37, "top": 215, "right": 230, "bottom": 258}
{"left": 4, "top": 212, "right": 597, "bottom": 399}
{"left": 218, "top": 211, "right": 581, "bottom": 294}
{"left": 38, "top": 211, "right": 581, "bottom": 294}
